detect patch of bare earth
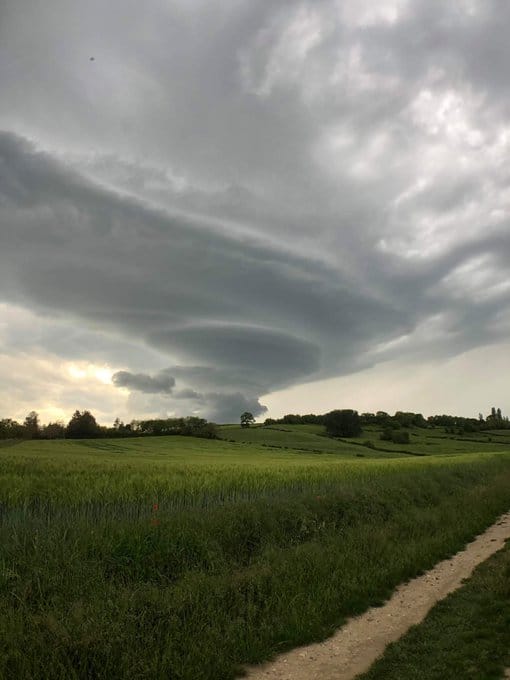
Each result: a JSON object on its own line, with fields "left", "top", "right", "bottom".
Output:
{"left": 242, "top": 511, "right": 510, "bottom": 680}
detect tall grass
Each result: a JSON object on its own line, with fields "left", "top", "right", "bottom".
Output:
{"left": 1, "top": 438, "right": 510, "bottom": 679}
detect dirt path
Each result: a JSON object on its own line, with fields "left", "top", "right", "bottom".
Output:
{"left": 242, "top": 511, "right": 510, "bottom": 680}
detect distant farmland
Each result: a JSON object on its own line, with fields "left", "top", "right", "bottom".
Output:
{"left": 1, "top": 424, "right": 510, "bottom": 679}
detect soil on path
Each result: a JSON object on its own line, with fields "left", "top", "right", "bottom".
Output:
{"left": 242, "top": 511, "right": 510, "bottom": 680}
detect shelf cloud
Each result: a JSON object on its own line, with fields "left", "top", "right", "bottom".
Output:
{"left": 1, "top": 0, "right": 509, "bottom": 422}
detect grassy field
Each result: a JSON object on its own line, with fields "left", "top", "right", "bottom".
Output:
{"left": 219, "top": 422, "right": 510, "bottom": 456}
{"left": 360, "top": 543, "right": 510, "bottom": 679}
{"left": 218, "top": 423, "right": 400, "bottom": 456}
{"left": 1, "top": 430, "right": 510, "bottom": 679}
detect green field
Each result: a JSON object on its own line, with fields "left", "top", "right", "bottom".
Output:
{"left": 219, "top": 423, "right": 510, "bottom": 456}
{"left": 1, "top": 428, "right": 510, "bottom": 679}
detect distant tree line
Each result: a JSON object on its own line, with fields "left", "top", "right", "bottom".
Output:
{"left": 263, "top": 410, "right": 428, "bottom": 428}
{"left": 0, "top": 410, "right": 217, "bottom": 440}
{"left": 1, "top": 406, "right": 508, "bottom": 442}
{"left": 262, "top": 407, "right": 510, "bottom": 439}
{"left": 427, "top": 407, "right": 509, "bottom": 433}
{"left": 264, "top": 413, "right": 326, "bottom": 426}
{"left": 130, "top": 417, "right": 217, "bottom": 439}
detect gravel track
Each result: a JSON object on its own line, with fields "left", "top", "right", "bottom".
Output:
{"left": 242, "top": 511, "right": 510, "bottom": 680}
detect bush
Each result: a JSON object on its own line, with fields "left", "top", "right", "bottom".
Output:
{"left": 380, "top": 429, "right": 410, "bottom": 444}
{"left": 380, "top": 428, "right": 393, "bottom": 441}
{"left": 392, "top": 430, "right": 410, "bottom": 445}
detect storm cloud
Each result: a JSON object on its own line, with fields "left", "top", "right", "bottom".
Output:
{"left": 1, "top": 0, "right": 510, "bottom": 422}
{"left": 112, "top": 370, "right": 175, "bottom": 394}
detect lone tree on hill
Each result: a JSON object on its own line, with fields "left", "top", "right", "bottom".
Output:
{"left": 324, "top": 409, "right": 362, "bottom": 438}
{"left": 240, "top": 411, "right": 255, "bottom": 428}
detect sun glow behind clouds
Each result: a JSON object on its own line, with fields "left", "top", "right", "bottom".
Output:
{"left": 0, "top": 350, "right": 125, "bottom": 425}
{"left": 67, "top": 363, "right": 115, "bottom": 385}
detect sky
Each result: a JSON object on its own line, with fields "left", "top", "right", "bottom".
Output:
{"left": 1, "top": 0, "right": 509, "bottom": 424}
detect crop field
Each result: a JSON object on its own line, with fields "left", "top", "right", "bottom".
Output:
{"left": 220, "top": 423, "right": 510, "bottom": 456}
{"left": 1, "top": 429, "right": 510, "bottom": 679}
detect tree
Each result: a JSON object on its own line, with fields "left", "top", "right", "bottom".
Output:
{"left": 65, "top": 410, "right": 100, "bottom": 439}
{"left": 394, "top": 411, "right": 421, "bottom": 428}
{"left": 180, "top": 417, "right": 218, "bottom": 439}
{"left": 23, "top": 411, "right": 40, "bottom": 439}
{"left": 281, "top": 414, "right": 301, "bottom": 424}
{"left": 0, "top": 418, "right": 25, "bottom": 439}
{"left": 375, "top": 411, "right": 391, "bottom": 426}
{"left": 324, "top": 409, "right": 362, "bottom": 438}
{"left": 240, "top": 411, "right": 255, "bottom": 428}
{"left": 42, "top": 422, "right": 65, "bottom": 439}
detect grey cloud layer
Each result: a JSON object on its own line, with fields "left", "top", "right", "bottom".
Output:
{"left": 0, "top": 132, "right": 405, "bottom": 418}
{"left": 1, "top": 0, "right": 510, "bottom": 420}
{"left": 112, "top": 370, "right": 175, "bottom": 394}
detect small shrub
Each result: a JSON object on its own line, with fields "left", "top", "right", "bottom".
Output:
{"left": 380, "top": 428, "right": 393, "bottom": 441}
{"left": 380, "top": 429, "right": 410, "bottom": 444}
{"left": 391, "top": 431, "right": 410, "bottom": 445}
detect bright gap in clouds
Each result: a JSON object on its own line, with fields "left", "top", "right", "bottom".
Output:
{"left": 67, "top": 363, "right": 115, "bottom": 385}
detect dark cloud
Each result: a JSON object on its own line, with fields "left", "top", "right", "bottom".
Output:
{"left": 202, "top": 392, "right": 268, "bottom": 424}
{"left": 149, "top": 325, "right": 321, "bottom": 393}
{"left": 173, "top": 388, "right": 202, "bottom": 400}
{"left": 1, "top": 1, "right": 510, "bottom": 420}
{"left": 112, "top": 369, "right": 175, "bottom": 394}
{"left": 0, "top": 132, "right": 407, "bottom": 399}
